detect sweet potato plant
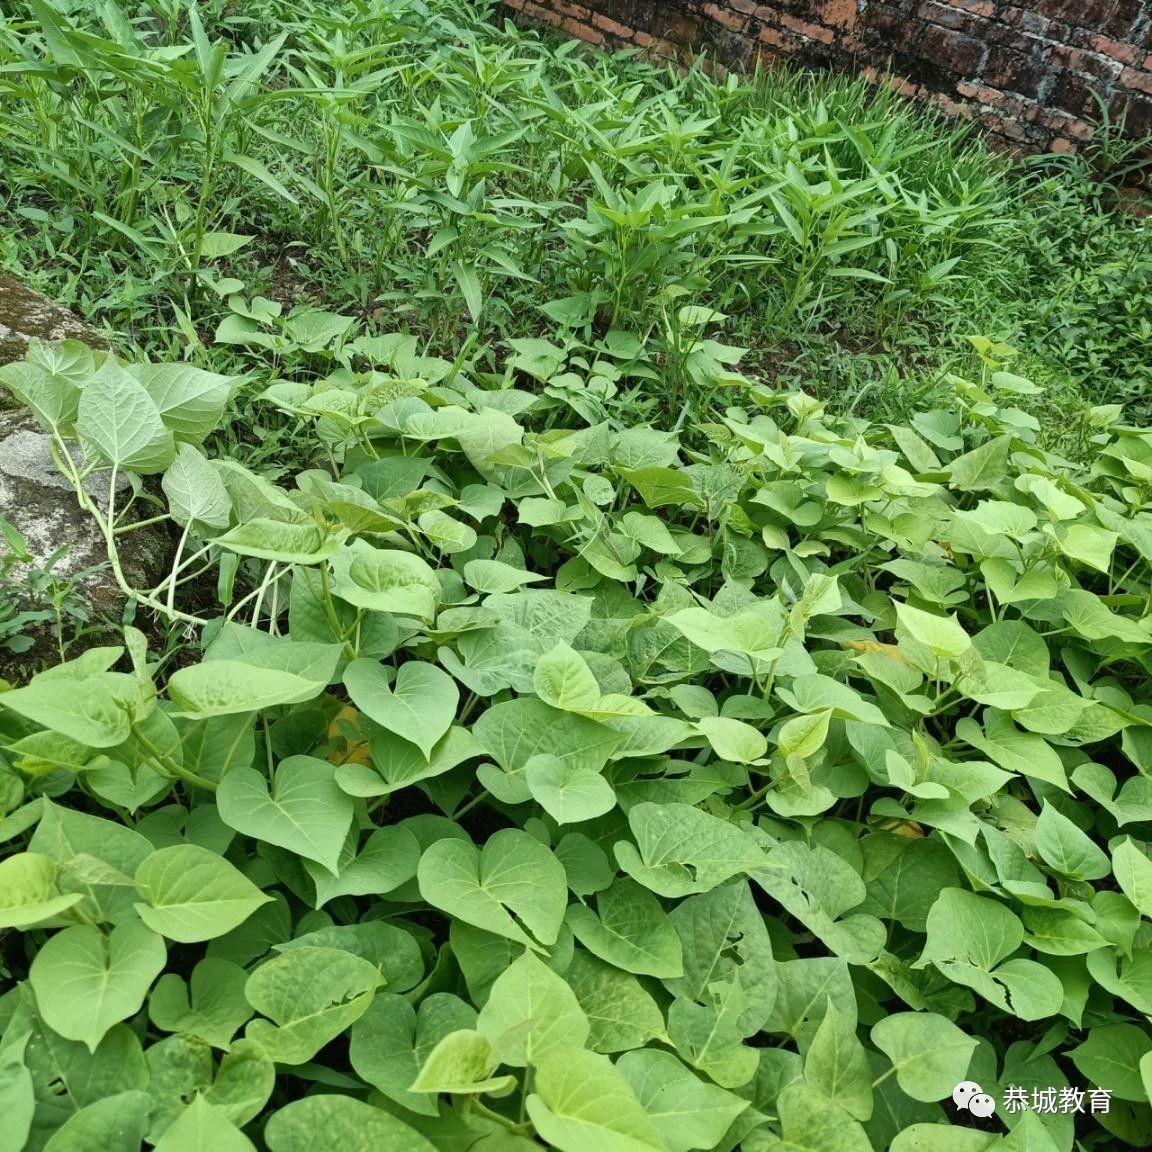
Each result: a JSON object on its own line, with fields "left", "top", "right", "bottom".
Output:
{"left": 1, "top": 330, "right": 1152, "bottom": 1151}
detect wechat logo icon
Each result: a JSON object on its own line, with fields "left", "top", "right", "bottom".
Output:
{"left": 954, "top": 1081, "right": 997, "bottom": 1119}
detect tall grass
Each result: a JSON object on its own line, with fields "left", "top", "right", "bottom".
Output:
{"left": 0, "top": 0, "right": 1146, "bottom": 431}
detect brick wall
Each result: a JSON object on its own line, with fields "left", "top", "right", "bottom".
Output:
{"left": 499, "top": 0, "right": 1152, "bottom": 152}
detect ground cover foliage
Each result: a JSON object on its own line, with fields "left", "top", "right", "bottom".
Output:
{"left": 4, "top": 327, "right": 1152, "bottom": 1152}
{"left": 3, "top": 2, "right": 1152, "bottom": 1152}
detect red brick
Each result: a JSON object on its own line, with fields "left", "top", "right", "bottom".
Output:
{"left": 984, "top": 48, "right": 1046, "bottom": 98}
{"left": 1122, "top": 68, "right": 1152, "bottom": 95}
{"left": 1081, "top": 32, "right": 1142, "bottom": 67}
{"left": 1034, "top": 0, "right": 1119, "bottom": 26}
{"left": 1049, "top": 44, "right": 1124, "bottom": 82}
{"left": 866, "top": 11, "right": 921, "bottom": 52}
{"left": 955, "top": 81, "right": 1024, "bottom": 114}
{"left": 973, "top": 20, "right": 1054, "bottom": 52}
{"left": 1031, "top": 106, "right": 1095, "bottom": 139}
{"left": 929, "top": 91, "right": 970, "bottom": 118}
{"left": 500, "top": 0, "right": 1151, "bottom": 158}
{"left": 703, "top": 3, "right": 748, "bottom": 32}
{"left": 754, "top": 46, "right": 780, "bottom": 71}
{"left": 661, "top": 9, "right": 708, "bottom": 45}
{"left": 590, "top": 12, "right": 633, "bottom": 38}
{"left": 919, "top": 1, "right": 975, "bottom": 32}
{"left": 519, "top": 1, "right": 562, "bottom": 28}
{"left": 1000, "top": 6, "right": 1051, "bottom": 36}
{"left": 818, "top": 0, "right": 859, "bottom": 28}
{"left": 943, "top": 0, "right": 996, "bottom": 16}
{"left": 1112, "top": 94, "right": 1152, "bottom": 136}
{"left": 857, "top": 65, "right": 919, "bottom": 100}
{"left": 780, "top": 15, "right": 835, "bottom": 44}
{"left": 922, "top": 25, "right": 988, "bottom": 76}
{"left": 1103, "top": 0, "right": 1143, "bottom": 39}
{"left": 982, "top": 113, "right": 1032, "bottom": 142}
{"left": 561, "top": 16, "right": 602, "bottom": 43}
{"left": 1049, "top": 70, "right": 1099, "bottom": 115}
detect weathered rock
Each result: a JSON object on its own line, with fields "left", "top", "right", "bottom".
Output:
{"left": 0, "top": 272, "right": 107, "bottom": 370}
{"left": 0, "top": 407, "right": 169, "bottom": 621}
{"left": 0, "top": 278, "right": 169, "bottom": 679}
{"left": 0, "top": 411, "right": 138, "bottom": 599}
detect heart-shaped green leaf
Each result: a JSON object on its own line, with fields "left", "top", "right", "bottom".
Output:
{"left": 350, "top": 993, "right": 477, "bottom": 1116}
{"left": 344, "top": 660, "right": 459, "bottom": 759}
{"left": 148, "top": 958, "right": 253, "bottom": 1050}
{"left": 871, "top": 1012, "right": 978, "bottom": 1103}
{"left": 134, "top": 844, "right": 272, "bottom": 943}
{"left": 566, "top": 878, "right": 683, "bottom": 978}
{"left": 29, "top": 921, "right": 166, "bottom": 1052}
{"left": 264, "top": 1095, "right": 437, "bottom": 1152}
{"left": 244, "top": 947, "right": 381, "bottom": 1065}
{"left": 77, "top": 358, "right": 175, "bottom": 473}
{"left": 525, "top": 753, "right": 616, "bottom": 824}
{"left": 476, "top": 951, "right": 589, "bottom": 1067}
{"left": 217, "top": 757, "right": 354, "bottom": 874}
{"left": 526, "top": 1048, "right": 665, "bottom": 1152}
{"left": 168, "top": 662, "right": 326, "bottom": 718}
{"left": 417, "top": 829, "right": 567, "bottom": 949}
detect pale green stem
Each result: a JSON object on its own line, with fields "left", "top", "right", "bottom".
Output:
{"left": 49, "top": 438, "right": 211, "bottom": 626}
{"left": 131, "top": 722, "right": 217, "bottom": 792}
{"left": 167, "top": 521, "right": 192, "bottom": 619}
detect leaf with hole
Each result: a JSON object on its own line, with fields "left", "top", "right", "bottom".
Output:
{"left": 244, "top": 946, "right": 381, "bottom": 1064}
